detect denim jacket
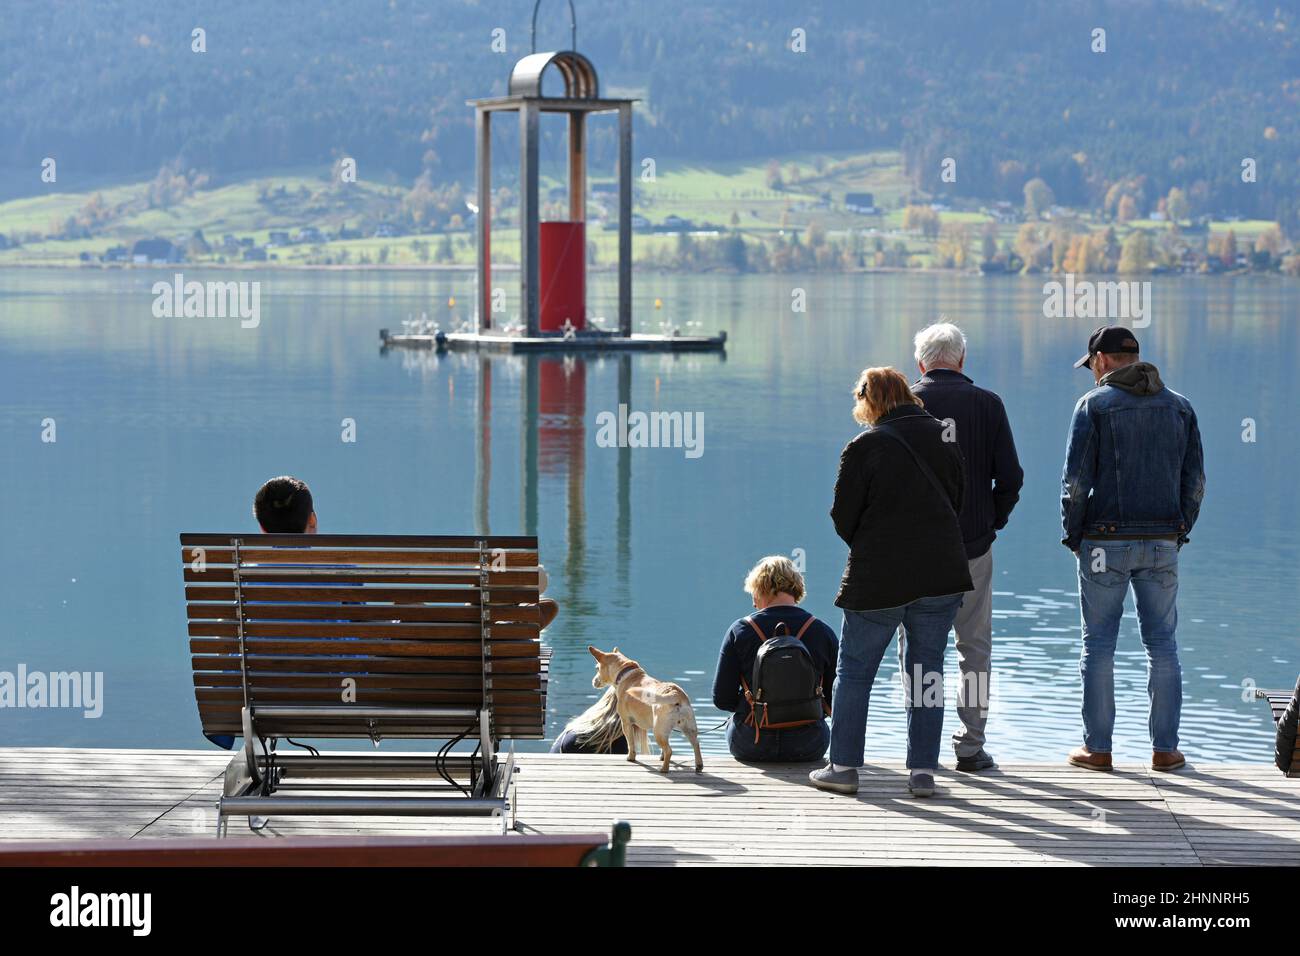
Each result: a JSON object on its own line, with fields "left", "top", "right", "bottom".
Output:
{"left": 1061, "top": 362, "right": 1205, "bottom": 551}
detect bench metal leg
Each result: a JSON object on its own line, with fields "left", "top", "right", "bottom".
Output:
{"left": 211, "top": 707, "right": 515, "bottom": 834}
{"left": 477, "top": 708, "right": 496, "bottom": 795}
{"left": 509, "top": 769, "right": 519, "bottom": 832}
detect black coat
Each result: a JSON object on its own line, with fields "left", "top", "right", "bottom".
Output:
{"left": 1277, "top": 675, "right": 1300, "bottom": 775}
{"left": 912, "top": 369, "right": 1024, "bottom": 559}
{"left": 831, "top": 404, "right": 974, "bottom": 611}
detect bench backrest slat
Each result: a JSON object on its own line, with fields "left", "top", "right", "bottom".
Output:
{"left": 181, "top": 533, "right": 545, "bottom": 741}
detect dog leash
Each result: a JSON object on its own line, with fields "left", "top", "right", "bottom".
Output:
{"left": 697, "top": 716, "right": 732, "bottom": 735}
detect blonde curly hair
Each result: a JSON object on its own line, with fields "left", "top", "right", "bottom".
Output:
{"left": 743, "top": 555, "right": 806, "bottom": 603}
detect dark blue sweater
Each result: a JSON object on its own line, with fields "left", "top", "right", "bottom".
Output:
{"left": 711, "top": 605, "right": 838, "bottom": 723}
{"left": 912, "top": 368, "right": 1024, "bottom": 559}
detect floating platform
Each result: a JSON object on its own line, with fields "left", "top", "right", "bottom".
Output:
{"left": 380, "top": 327, "right": 726, "bottom": 354}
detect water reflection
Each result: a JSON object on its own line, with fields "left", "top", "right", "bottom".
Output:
{"left": 1, "top": 268, "right": 1294, "bottom": 763}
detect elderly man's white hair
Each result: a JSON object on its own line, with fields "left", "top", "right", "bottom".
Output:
{"left": 914, "top": 322, "right": 967, "bottom": 370}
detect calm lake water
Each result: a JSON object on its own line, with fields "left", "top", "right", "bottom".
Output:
{"left": 1, "top": 267, "right": 1296, "bottom": 764}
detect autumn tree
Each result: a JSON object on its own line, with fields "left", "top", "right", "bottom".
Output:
{"left": 903, "top": 204, "right": 941, "bottom": 239}
{"left": 147, "top": 159, "right": 208, "bottom": 209}
{"left": 1118, "top": 230, "right": 1153, "bottom": 274}
{"left": 1023, "top": 178, "right": 1054, "bottom": 219}
{"left": 1220, "top": 229, "right": 1238, "bottom": 268}
{"left": 980, "top": 225, "right": 997, "bottom": 264}
{"left": 1062, "top": 232, "right": 1091, "bottom": 274}
{"left": 1254, "top": 225, "right": 1283, "bottom": 262}
{"left": 1015, "top": 223, "right": 1050, "bottom": 272}
{"left": 935, "top": 223, "right": 971, "bottom": 269}
{"left": 764, "top": 160, "right": 783, "bottom": 191}
{"left": 805, "top": 219, "right": 827, "bottom": 248}
{"left": 1165, "top": 187, "right": 1190, "bottom": 223}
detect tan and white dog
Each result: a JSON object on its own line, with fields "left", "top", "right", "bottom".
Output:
{"left": 588, "top": 645, "right": 703, "bottom": 773}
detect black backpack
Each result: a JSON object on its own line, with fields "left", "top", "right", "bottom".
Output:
{"left": 741, "top": 614, "right": 828, "bottom": 743}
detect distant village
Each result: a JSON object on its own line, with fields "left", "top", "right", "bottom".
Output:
{"left": 1, "top": 178, "right": 1293, "bottom": 276}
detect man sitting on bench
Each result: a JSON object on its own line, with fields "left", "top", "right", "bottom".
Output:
{"left": 254, "top": 475, "right": 318, "bottom": 534}
{"left": 251, "top": 475, "right": 557, "bottom": 627}
{"left": 203, "top": 476, "right": 558, "bottom": 751}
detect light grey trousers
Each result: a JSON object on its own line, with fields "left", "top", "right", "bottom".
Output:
{"left": 898, "top": 548, "right": 994, "bottom": 758}
{"left": 950, "top": 549, "right": 994, "bottom": 757}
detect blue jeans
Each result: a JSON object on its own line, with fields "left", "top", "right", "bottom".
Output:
{"left": 727, "top": 717, "right": 829, "bottom": 763}
{"left": 830, "top": 594, "right": 963, "bottom": 770}
{"left": 1077, "top": 538, "right": 1182, "bottom": 753}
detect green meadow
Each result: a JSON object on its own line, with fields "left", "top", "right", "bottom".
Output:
{"left": 0, "top": 151, "right": 1284, "bottom": 271}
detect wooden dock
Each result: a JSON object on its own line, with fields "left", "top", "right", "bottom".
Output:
{"left": 1, "top": 748, "right": 1296, "bottom": 866}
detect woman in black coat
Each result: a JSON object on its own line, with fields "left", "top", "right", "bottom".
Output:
{"left": 810, "top": 366, "right": 972, "bottom": 799}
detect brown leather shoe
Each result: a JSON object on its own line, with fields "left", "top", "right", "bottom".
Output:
{"left": 1151, "top": 749, "right": 1185, "bottom": 772}
{"left": 1068, "top": 746, "right": 1113, "bottom": 771}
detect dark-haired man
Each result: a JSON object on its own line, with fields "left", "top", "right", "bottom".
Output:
{"left": 249, "top": 474, "right": 558, "bottom": 626}
{"left": 254, "top": 475, "right": 317, "bottom": 534}
{"left": 203, "top": 476, "right": 320, "bottom": 750}
{"left": 1061, "top": 326, "right": 1205, "bottom": 773}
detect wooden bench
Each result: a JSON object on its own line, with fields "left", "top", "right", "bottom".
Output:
{"left": 1256, "top": 687, "right": 1299, "bottom": 778}
{"left": 180, "top": 533, "right": 550, "bottom": 834}
{"left": 0, "top": 822, "right": 630, "bottom": 867}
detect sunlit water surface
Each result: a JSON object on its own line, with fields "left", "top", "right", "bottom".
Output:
{"left": 1, "top": 268, "right": 1295, "bottom": 764}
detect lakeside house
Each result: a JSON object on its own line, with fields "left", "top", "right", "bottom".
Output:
{"left": 130, "top": 237, "right": 183, "bottom": 265}
{"left": 845, "top": 191, "right": 878, "bottom": 214}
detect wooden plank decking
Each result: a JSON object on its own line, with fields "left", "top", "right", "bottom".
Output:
{"left": 0, "top": 748, "right": 1296, "bottom": 866}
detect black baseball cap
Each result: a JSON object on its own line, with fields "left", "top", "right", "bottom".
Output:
{"left": 1074, "top": 325, "right": 1140, "bottom": 369}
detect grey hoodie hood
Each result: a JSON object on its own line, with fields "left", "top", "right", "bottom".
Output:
{"left": 1100, "top": 361, "right": 1164, "bottom": 396}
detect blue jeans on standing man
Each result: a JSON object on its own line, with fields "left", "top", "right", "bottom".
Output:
{"left": 830, "top": 593, "right": 964, "bottom": 770}
{"left": 1077, "top": 537, "right": 1182, "bottom": 753}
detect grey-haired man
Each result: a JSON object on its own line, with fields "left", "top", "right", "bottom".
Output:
{"left": 909, "top": 323, "right": 1024, "bottom": 771}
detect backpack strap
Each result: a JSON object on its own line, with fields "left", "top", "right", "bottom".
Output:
{"left": 751, "top": 612, "right": 816, "bottom": 641}
{"left": 793, "top": 613, "right": 831, "bottom": 716}
{"left": 741, "top": 616, "right": 771, "bottom": 744}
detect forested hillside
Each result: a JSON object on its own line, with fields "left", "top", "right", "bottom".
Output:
{"left": 1, "top": 0, "right": 1297, "bottom": 222}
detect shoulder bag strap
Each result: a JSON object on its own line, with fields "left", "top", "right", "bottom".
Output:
{"left": 873, "top": 422, "right": 959, "bottom": 519}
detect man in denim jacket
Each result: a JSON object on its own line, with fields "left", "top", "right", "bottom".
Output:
{"left": 1060, "top": 326, "right": 1205, "bottom": 773}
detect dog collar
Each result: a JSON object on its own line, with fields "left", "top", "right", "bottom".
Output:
{"left": 614, "top": 663, "right": 642, "bottom": 687}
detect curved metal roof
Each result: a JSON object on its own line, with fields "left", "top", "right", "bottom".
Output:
{"left": 508, "top": 50, "right": 599, "bottom": 99}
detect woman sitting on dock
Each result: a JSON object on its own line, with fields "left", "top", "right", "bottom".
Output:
{"left": 712, "top": 556, "right": 838, "bottom": 763}
{"left": 550, "top": 688, "right": 628, "bottom": 754}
